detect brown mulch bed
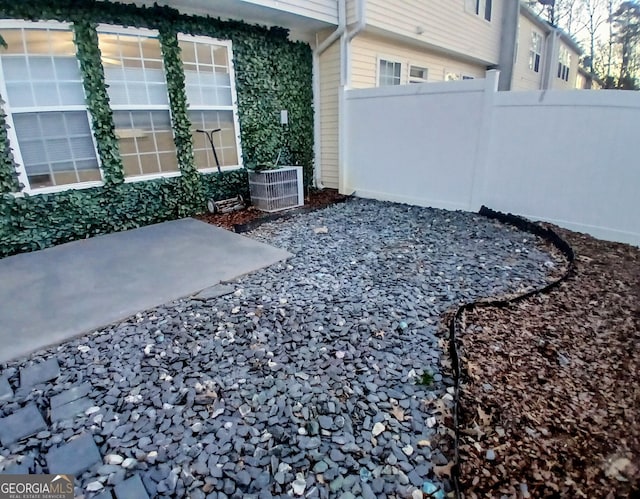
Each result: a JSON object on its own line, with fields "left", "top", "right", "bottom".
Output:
{"left": 196, "top": 188, "right": 347, "bottom": 231}
{"left": 457, "top": 228, "right": 640, "bottom": 498}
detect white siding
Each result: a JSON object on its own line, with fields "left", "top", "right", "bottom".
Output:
{"left": 242, "top": 0, "right": 338, "bottom": 24}
{"left": 364, "top": 0, "right": 502, "bottom": 65}
{"left": 512, "top": 16, "right": 545, "bottom": 91}
{"left": 319, "top": 40, "right": 341, "bottom": 189}
{"left": 351, "top": 33, "right": 486, "bottom": 89}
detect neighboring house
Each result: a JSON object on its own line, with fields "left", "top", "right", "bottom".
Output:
{"left": 509, "top": 3, "right": 583, "bottom": 91}
{"left": 576, "top": 66, "right": 603, "bottom": 89}
{"left": 316, "top": 0, "right": 505, "bottom": 189}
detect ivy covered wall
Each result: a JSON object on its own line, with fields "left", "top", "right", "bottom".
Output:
{"left": 0, "top": 0, "right": 314, "bottom": 258}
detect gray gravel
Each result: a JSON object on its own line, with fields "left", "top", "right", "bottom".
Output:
{"left": 0, "top": 199, "right": 558, "bottom": 498}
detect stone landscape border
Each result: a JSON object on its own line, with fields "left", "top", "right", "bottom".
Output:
{"left": 447, "top": 206, "right": 576, "bottom": 498}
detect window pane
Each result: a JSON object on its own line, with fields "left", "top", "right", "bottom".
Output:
{"left": 213, "top": 46, "right": 229, "bottom": 68}
{"left": 179, "top": 39, "right": 233, "bottom": 106}
{"left": 27, "top": 29, "right": 76, "bottom": 56}
{"left": 29, "top": 56, "right": 55, "bottom": 79}
{"left": 140, "top": 37, "right": 162, "bottom": 60}
{"left": 0, "top": 28, "right": 85, "bottom": 110}
{"left": 2, "top": 56, "right": 30, "bottom": 79}
{"left": 99, "top": 31, "right": 169, "bottom": 107}
{"left": 12, "top": 111, "right": 99, "bottom": 187}
{"left": 196, "top": 43, "right": 213, "bottom": 65}
{"left": 34, "top": 83, "right": 61, "bottom": 106}
{"left": 180, "top": 42, "right": 196, "bottom": 64}
{"left": 113, "top": 110, "right": 178, "bottom": 177}
{"left": 379, "top": 60, "right": 401, "bottom": 86}
{"left": 189, "top": 110, "right": 239, "bottom": 169}
{"left": 0, "top": 29, "right": 25, "bottom": 54}
{"left": 393, "top": 62, "right": 401, "bottom": 79}
{"left": 5, "top": 82, "right": 34, "bottom": 107}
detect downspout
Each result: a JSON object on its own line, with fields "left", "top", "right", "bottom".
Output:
{"left": 339, "top": 0, "right": 366, "bottom": 194}
{"left": 541, "top": 29, "right": 559, "bottom": 90}
{"left": 345, "top": 0, "right": 366, "bottom": 86}
{"left": 497, "top": 0, "right": 520, "bottom": 91}
{"left": 312, "top": 0, "right": 346, "bottom": 189}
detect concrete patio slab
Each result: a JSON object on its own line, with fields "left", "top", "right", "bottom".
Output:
{"left": 0, "top": 218, "right": 290, "bottom": 363}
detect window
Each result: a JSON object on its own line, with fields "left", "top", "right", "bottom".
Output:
{"left": 378, "top": 59, "right": 402, "bottom": 86}
{"left": 557, "top": 46, "right": 571, "bottom": 82}
{"left": 465, "top": 0, "right": 492, "bottom": 21}
{"left": 484, "top": 0, "right": 492, "bottom": 21}
{"left": 409, "top": 65, "right": 428, "bottom": 84}
{"left": 529, "top": 32, "right": 543, "bottom": 73}
{"left": 0, "top": 22, "right": 101, "bottom": 192}
{"left": 178, "top": 35, "right": 242, "bottom": 170}
{"left": 98, "top": 26, "right": 178, "bottom": 178}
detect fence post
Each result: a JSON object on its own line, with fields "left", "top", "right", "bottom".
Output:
{"left": 469, "top": 69, "right": 499, "bottom": 211}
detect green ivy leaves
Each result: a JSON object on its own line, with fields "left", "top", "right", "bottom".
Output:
{"left": 0, "top": 106, "right": 20, "bottom": 193}
{"left": 158, "top": 28, "right": 206, "bottom": 215}
{"left": 0, "top": 170, "right": 248, "bottom": 258}
{"left": 74, "top": 21, "right": 124, "bottom": 186}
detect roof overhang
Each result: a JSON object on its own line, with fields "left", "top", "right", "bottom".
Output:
{"left": 520, "top": 3, "right": 583, "bottom": 55}
{"left": 100, "top": 0, "right": 337, "bottom": 42}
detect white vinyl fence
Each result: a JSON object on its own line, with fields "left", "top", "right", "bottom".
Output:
{"left": 344, "top": 71, "right": 640, "bottom": 246}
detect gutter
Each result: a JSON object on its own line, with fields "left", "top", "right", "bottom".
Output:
{"left": 540, "top": 29, "right": 558, "bottom": 89}
{"left": 339, "top": 0, "right": 365, "bottom": 194}
{"left": 312, "top": 0, "right": 346, "bottom": 189}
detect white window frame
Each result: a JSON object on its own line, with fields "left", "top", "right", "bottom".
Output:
{"left": 178, "top": 33, "right": 243, "bottom": 173}
{"left": 465, "top": 0, "right": 492, "bottom": 21}
{"left": 557, "top": 46, "right": 571, "bottom": 82}
{"left": 96, "top": 24, "right": 180, "bottom": 183}
{"left": 408, "top": 65, "right": 428, "bottom": 84}
{"left": 529, "top": 31, "right": 543, "bottom": 73}
{"left": 0, "top": 20, "right": 104, "bottom": 195}
{"left": 377, "top": 56, "right": 403, "bottom": 87}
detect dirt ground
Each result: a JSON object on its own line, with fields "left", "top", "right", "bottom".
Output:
{"left": 456, "top": 227, "right": 640, "bottom": 498}
{"left": 196, "top": 189, "right": 347, "bottom": 231}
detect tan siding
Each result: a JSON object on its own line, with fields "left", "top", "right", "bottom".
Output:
{"left": 365, "top": 0, "right": 502, "bottom": 65}
{"left": 243, "top": 0, "right": 338, "bottom": 24}
{"left": 549, "top": 40, "right": 581, "bottom": 90}
{"left": 350, "top": 33, "right": 486, "bottom": 89}
{"left": 319, "top": 41, "right": 340, "bottom": 189}
{"left": 347, "top": 0, "right": 357, "bottom": 25}
{"left": 512, "top": 16, "right": 544, "bottom": 91}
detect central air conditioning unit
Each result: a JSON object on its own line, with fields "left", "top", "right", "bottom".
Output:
{"left": 248, "top": 166, "right": 304, "bottom": 212}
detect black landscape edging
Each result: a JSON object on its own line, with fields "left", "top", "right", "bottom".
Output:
{"left": 233, "top": 196, "right": 350, "bottom": 233}
{"left": 447, "top": 206, "right": 575, "bottom": 498}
